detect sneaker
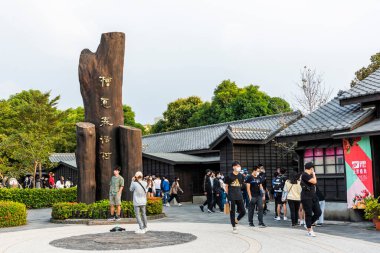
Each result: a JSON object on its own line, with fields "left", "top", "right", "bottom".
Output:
{"left": 178, "top": 203, "right": 182, "bottom": 206}
{"left": 275, "top": 217, "right": 281, "bottom": 221}
{"left": 207, "top": 209, "right": 212, "bottom": 213}
{"left": 307, "top": 231, "right": 316, "bottom": 237}
{"left": 316, "top": 223, "right": 323, "bottom": 227}
{"left": 199, "top": 205, "right": 204, "bottom": 212}
{"left": 232, "top": 227, "right": 238, "bottom": 234}
{"left": 283, "top": 217, "right": 288, "bottom": 221}
{"left": 144, "top": 227, "right": 149, "bottom": 233}
{"left": 259, "top": 223, "right": 266, "bottom": 228}
{"left": 165, "top": 203, "right": 170, "bottom": 207}
{"left": 107, "top": 216, "right": 116, "bottom": 221}
{"left": 135, "top": 229, "right": 145, "bottom": 234}
{"left": 115, "top": 216, "right": 121, "bottom": 221}
{"left": 249, "top": 223, "right": 255, "bottom": 227}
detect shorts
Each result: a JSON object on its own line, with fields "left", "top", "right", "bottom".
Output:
{"left": 110, "top": 194, "right": 121, "bottom": 205}
{"left": 148, "top": 188, "right": 153, "bottom": 193}
{"left": 275, "top": 194, "right": 285, "bottom": 204}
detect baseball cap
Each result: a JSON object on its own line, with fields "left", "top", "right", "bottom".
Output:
{"left": 304, "top": 162, "right": 314, "bottom": 170}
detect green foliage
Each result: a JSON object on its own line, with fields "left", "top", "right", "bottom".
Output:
{"left": 364, "top": 196, "right": 380, "bottom": 220}
{"left": 351, "top": 52, "right": 380, "bottom": 87}
{"left": 151, "top": 80, "right": 292, "bottom": 132}
{"left": 123, "top": 105, "right": 146, "bottom": 135}
{"left": 0, "top": 187, "right": 77, "bottom": 209}
{"left": 0, "top": 201, "right": 27, "bottom": 227}
{"left": 51, "top": 198, "right": 162, "bottom": 220}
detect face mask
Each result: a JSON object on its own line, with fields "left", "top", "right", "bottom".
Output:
{"left": 235, "top": 167, "right": 241, "bottom": 172}
{"left": 217, "top": 175, "right": 221, "bottom": 179}
{"left": 221, "top": 176, "right": 224, "bottom": 179}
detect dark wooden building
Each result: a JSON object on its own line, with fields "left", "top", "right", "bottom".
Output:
{"left": 277, "top": 69, "right": 380, "bottom": 204}
{"left": 142, "top": 111, "right": 302, "bottom": 202}
{"left": 49, "top": 153, "right": 78, "bottom": 186}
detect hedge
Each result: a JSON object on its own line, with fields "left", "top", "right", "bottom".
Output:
{"left": 52, "top": 197, "right": 163, "bottom": 220}
{"left": 0, "top": 201, "right": 27, "bottom": 228}
{"left": 0, "top": 187, "right": 77, "bottom": 209}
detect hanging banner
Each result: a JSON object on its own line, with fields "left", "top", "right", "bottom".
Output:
{"left": 343, "top": 136, "right": 374, "bottom": 209}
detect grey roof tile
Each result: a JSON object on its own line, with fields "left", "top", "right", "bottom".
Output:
{"left": 338, "top": 69, "right": 380, "bottom": 100}
{"left": 277, "top": 99, "right": 374, "bottom": 137}
{"left": 143, "top": 111, "right": 301, "bottom": 153}
{"left": 49, "top": 153, "right": 76, "bottom": 163}
{"left": 143, "top": 153, "right": 220, "bottom": 164}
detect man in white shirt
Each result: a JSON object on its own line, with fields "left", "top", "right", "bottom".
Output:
{"left": 153, "top": 176, "right": 162, "bottom": 197}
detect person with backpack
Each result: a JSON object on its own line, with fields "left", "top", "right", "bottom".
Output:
{"left": 272, "top": 169, "right": 287, "bottom": 220}
{"left": 284, "top": 172, "right": 302, "bottom": 226}
{"left": 130, "top": 171, "right": 148, "bottom": 234}
{"left": 301, "top": 162, "right": 322, "bottom": 237}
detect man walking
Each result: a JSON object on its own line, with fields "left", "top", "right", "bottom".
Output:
{"left": 258, "top": 163, "right": 269, "bottom": 214}
{"left": 161, "top": 176, "right": 170, "bottom": 206}
{"left": 225, "top": 161, "right": 246, "bottom": 234}
{"left": 154, "top": 176, "right": 162, "bottom": 197}
{"left": 108, "top": 167, "right": 124, "bottom": 221}
{"left": 246, "top": 166, "right": 266, "bottom": 228}
{"left": 301, "top": 162, "right": 321, "bottom": 237}
{"left": 200, "top": 169, "right": 212, "bottom": 212}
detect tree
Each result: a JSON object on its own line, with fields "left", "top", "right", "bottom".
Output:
{"left": 294, "top": 66, "right": 332, "bottom": 114}
{"left": 160, "top": 96, "right": 204, "bottom": 132}
{"left": 151, "top": 80, "right": 292, "bottom": 133}
{"left": 351, "top": 52, "right": 380, "bottom": 87}
{"left": 0, "top": 90, "right": 65, "bottom": 180}
{"left": 122, "top": 105, "right": 146, "bottom": 134}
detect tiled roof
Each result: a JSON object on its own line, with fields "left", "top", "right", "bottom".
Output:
{"left": 333, "top": 118, "right": 380, "bottom": 138}
{"left": 277, "top": 98, "right": 374, "bottom": 138}
{"left": 143, "top": 153, "right": 220, "bottom": 164}
{"left": 142, "top": 111, "right": 302, "bottom": 153}
{"left": 339, "top": 68, "right": 380, "bottom": 101}
{"left": 49, "top": 153, "right": 76, "bottom": 163}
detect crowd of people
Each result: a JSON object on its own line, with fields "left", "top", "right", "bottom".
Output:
{"left": 106, "top": 161, "right": 325, "bottom": 237}
{"left": 0, "top": 172, "right": 74, "bottom": 189}
{"left": 198, "top": 161, "right": 325, "bottom": 237}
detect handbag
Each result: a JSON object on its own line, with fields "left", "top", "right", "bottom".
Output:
{"left": 281, "top": 183, "right": 294, "bottom": 202}
{"left": 224, "top": 202, "right": 230, "bottom": 215}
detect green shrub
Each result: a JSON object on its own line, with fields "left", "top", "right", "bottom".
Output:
{"left": 0, "top": 201, "right": 27, "bottom": 228}
{"left": 364, "top": 196, "right": 380, "bottom": 220}
{"left": 51, "top": 197, "right": 163, "bottom": 220}
{"left": 0, "top": 187, "right": 77, "bottom": 209}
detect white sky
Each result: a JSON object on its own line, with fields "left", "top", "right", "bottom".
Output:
{"left": 1, "top": 0, "right": 380, "bottom": 124}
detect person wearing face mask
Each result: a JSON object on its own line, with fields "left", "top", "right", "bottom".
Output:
{"left": 246, "top": 166, "right": 266, "bottom": 228}
{"left": 200, "top": 169, "right": 212, "bottom": 212}
{"left": 225, "top": 161, "right": 246, "bottom": 234}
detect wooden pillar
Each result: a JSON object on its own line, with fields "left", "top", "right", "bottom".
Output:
{"left": 119, "top": 126, "right": 143, "bottom": 201}
{"left": 76, "top": 122, "right": 96, "bottom": 204}
{"left": 78, "top": 32, "right": 125, "bottom": 200}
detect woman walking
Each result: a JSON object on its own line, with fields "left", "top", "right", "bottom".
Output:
{"left": 167, "top": 177, "right": 184, "bottom": 207}
{"left": 284, "top": 172, "right": 302, "bottom": 227}
{"left": 130, "top": 171, "right": 148, "bottom": 234}
{"left": 146, "top": 176, "right": 154, "bottom": 198}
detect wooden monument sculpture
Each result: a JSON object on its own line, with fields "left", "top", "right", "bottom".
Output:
{"left": 76, "top": 32, "right": 142, "bottom": 204}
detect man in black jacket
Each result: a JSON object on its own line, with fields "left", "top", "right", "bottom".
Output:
{"left": 200, "top": 169, "right": 212, "bottom": 212}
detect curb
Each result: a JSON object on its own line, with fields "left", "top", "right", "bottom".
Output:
{"left": 50, "top": 213, "right": 166, "bottom": 225}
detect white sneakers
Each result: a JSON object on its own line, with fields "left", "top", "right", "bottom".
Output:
{"left": 232, "top": 227, "right": 238, "bottom": 234}
{"left": 275, "top": 217, "right": 281, "bottom": 221}
{"left": 178, "top": 203, "right": 182, "bottom": 206}
{"left": 135, "top": 229, "right": 145, "bottom": 234}
{"left": 283, "top": 217, "right": 288, "bottom": 221}
{"left": 165, "top": 203, "right": 170, "bottom": 207}
{"left": 307, "top": 231, "right": 316, "bottom": 237}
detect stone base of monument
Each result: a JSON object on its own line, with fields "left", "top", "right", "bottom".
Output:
{"left": 50, "top": 213, "right": 166, "bottom": 225}
{"left": 50, "top": 231, "right": 197, "bottom": 251}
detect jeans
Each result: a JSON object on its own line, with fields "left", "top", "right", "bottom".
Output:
{"left": 288, "top": 199, "right": 301, "bottom": 225}
{"left": 301, "top": 196, "right": 321, "bottom": 229}
{"left": 134, "top": 205, "right": 147, "bottom": 230}
{"left": 155, "top": 189, "right": 162, "bottom": 197}
{"left": 162, "top": 191, "right": 170, "bottom": 204}
{"left": 318, "top": 200, "right": 325, "bottom": 224}
{"left": 229, "top": 199, "right": 246, "bottom": 227}
{"left": 248, "top": 196, "right": 263, "bottom": 224}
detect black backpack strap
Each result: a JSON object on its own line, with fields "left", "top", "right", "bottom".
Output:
{"left": 136, "top": 181, "right": 146, "bottom": 193}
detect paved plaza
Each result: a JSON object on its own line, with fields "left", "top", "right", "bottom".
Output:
{"left": 0, "top": 203, "right": 379, "bottom": 253}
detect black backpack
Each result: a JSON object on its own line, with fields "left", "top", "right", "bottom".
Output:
{"left": 273, "top": 176, "right": 285, "bottom": 193}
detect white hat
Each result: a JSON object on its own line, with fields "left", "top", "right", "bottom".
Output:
{"left": 135, "top": 171, "right": 143, "bottom": 178}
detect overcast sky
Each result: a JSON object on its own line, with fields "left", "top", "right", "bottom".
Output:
{"left": 1, "top": 0, "right": 380, "bottom": 124}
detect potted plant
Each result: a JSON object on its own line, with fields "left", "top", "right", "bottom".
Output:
{"left": 364, "top": 196, "right": 380, "bottom": 227}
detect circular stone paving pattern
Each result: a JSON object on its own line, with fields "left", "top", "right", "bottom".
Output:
{"left": 50, "top": 230, "right": 197, "bottom": 251}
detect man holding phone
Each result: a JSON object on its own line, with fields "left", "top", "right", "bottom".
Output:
{"left": 301, "top": 162, "right": 321, "bottom": 237}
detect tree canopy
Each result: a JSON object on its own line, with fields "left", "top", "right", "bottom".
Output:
{"left": 0, "top": 90, "right": 145, "bottom": 178}
{"left": 151, "top": 80, "right": 292, "bottom": 133}
{"left": 351, "top": 52, "right": 380, "bottom": 87}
